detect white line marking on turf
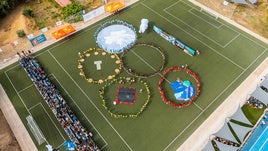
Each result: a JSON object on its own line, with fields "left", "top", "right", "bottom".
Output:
{"left": 164, "top": 0, "right": 240, "bottom": 48}
{"left": 18, "top": 84, "right": 34, "bottom": 93}
{"left": 17, "top": 74, "right": 52, "bottom": 94}
{"left": 48, "top": 51, "right": 133, "bottom": 151}
{"left": 50, "top": 74, "right": 108, "bottom": 149}
{"left": 141, "top": 2, "right": 245, "bottom": 71}
{"left": 193, "top": 102, "right": 204, "bottom": 111}
{"left": 163, "top": 0, "right": 182, "bottom": 11}
{"left": 29, "top": 102, "right": 66, "bottom": 146}
{"left": 39, "top": 103, "right": 66, "bottom": 145}
{"left": 223, "top": 33, "right": 240, "bottom": 48}
{"left": 4, "top": 71, "right": 50, "bottom": 145}
{"left": 28, "top": 103, "right": 41, "bottom": 111}
{"left": 188, "top": 9, "right": 222, "bottom": 29}
{"left": 163, "top": 48, "right": 267, "bottom": 150}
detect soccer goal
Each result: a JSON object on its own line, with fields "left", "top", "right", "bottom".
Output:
{"left": 200, "top": 7, "right": 219, "bottom": 20}
{"left": 26, "top": 115, "right": 46, "bottom": 145}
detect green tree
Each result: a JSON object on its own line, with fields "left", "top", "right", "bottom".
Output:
{"left": 16, "top": 29, "right": 26, "bottom": 37}
{"left": 23, "top": 8, "right": 34, "bottom": 17}
{"left": 0, "top": 0, "right": 17, "bottom": 17}
{"left": 62, "top": 3, "right": 83, "bottom": 19}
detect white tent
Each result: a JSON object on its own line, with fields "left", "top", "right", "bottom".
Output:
{"left": 202, "top": 140, "right": 215, "bottom": 151}
{"left": 214, "top": 121, "right": 238, "bottom": 143}
{"left": 249, "top": 0, "right": 257, "bottom": 4}
{"left": 215, "top": 140, "right": 240, "bottom": 151}
{"left": 229, "top": 121, "right": 252, "bottom": 142}
{"left": 229, "top": 107, "right": 252, "bottom": 126}
{"left": 251, "top": 87, "right": 268, "bottom": 105}
{"left": 261, "top": 76, "right": 268, "bottom": 89}
{"left": 231, "top": 0, "right": 248, "bottom": 4}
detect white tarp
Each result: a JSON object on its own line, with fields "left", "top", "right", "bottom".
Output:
{"left": 229, "top": 121, "right": 252, "bottom": 142}
{"left": 249, "top": 0, "right": 257, "bottom": 4}
{"left": 251, "top": 87, "right": 268, "bottom": 105}
{"left": 229, "top": 107, "right": 252, "bottom": 126}
{"left": 83, "top": 6, "right": 105, "bottom": 22}
{"left": 202, "top": 140, "right": 215, "bottom": 151}
{"left": 214, "top": 121, "right": 238, "bottom": 143}
{"left": 261, "top": 76, "right": 268, "bottom": 89}
{"left": 231, "top": 0, "right": 248, "bottom": 4}
{"left": 215, "top": 140, "right": 240, "bottom": 151}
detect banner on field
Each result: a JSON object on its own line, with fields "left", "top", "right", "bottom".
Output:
{"left": 30, "top": 34, "right": 47, "bottom": 46}
{"left": 83, "top": 6, "right": 105, "bottom": 22}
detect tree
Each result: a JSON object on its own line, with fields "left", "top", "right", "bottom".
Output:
{"left": 23, "top": 8, "right": 34, "bottom": 17}
{"left": 0, "top": 0, "right": 17, "bottom": 17}
{"left": 16, "top": 29, "right": 26, "bottom": 37}
{"left": 62, "top": 3, "right": 83, "bottom": 19}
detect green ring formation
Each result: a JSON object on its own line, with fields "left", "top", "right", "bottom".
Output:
{"left": 121, "top": 42, "right": 166, "bottom": 78}
{"left": 99, "top": 77, "right": 151, "bottom": 118}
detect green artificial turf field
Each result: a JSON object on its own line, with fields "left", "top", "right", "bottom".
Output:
{"left": 1, "top": 0, "right": 268, "bottom": 150}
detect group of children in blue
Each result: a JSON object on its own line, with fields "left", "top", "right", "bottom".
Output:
{"left": 18, "top": 51, "right": 99, "bottom": 151}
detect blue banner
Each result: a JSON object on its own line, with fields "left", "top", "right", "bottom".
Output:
{"left": 30, "top": 34, "right": 47, "bottom": 46}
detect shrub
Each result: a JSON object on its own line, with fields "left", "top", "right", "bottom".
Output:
{"left": 62, "top": 3, "right": 83, "bottom": 20}
{"left": 16, "top": 29, "right": 26, "bottom": 38}
{"left": 35, "top": 19, "right": 48, "bottom": 29}
{"left": 23, "top": 8, "right": 34, "bottom": 18}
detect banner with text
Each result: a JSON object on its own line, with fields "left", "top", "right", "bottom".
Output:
{"left": 30, "top": 34, "right": 47, "bottom": 47}
{"left": 83, "top": 6, "right": 105, "bottom": 22}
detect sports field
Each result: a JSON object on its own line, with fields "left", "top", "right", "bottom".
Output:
{"left": 1, "top": 0, "right": 268, "bottom": 150}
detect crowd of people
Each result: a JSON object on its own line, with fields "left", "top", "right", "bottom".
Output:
{"left": 18, "top": 51, "right": 99, "bottom": 151}
{"left": 245, "top": 96, "right": 263, "bottom": 109}
{"left": 214, "top": 136, "right": 240, "bottom": 147}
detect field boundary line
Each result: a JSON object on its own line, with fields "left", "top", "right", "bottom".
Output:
{"left": 17, "top": 74, "right": 52, "bottom": 94}
{"left": 188, "top": 9, "right": 222, "bottom": 29}
{"left": 50, "top": 74, "right": 108, "bottom": 149}
{"left": 48, "top": 51, "right": 133, "bottom": 151}
{"left": 163, "top": 0, "right": 182, "bottom": 11}
{"left": 18, "top": 84, "right": 34, "bottom": 94}
{"left": 165, "top": 0, "right": 240, "bottom": 48}
{"left": 193, "top": 103, "right": 204, "bottom": 111}
{"left": 164, "top": 3, "right": 240, "bottom": 49}
{"left": 0, "top": 84, "right": 38, "bottom": 151}
{"left": 223, "top": 33, "right": 240, "bottom": 48}
{"left": 4, "top": 71, "right": 50, "bottom": 145}
{"left": 28, "top": 102, "right": 41, "bottom": 111}
{"left": 39, "top": 103, "right": 66, "bottom": 146}
{"left": 29, "top": 102, "right": 65, "bottom": 147}
{"left": 141, "top": 2, "right": 245, "bottom": 71}
{"left": 188, "top": 0, "right": 268, "bottom": 45}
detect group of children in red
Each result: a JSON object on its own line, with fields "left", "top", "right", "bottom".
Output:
{"left": 158, "top": 66, "right": 201, "bottom": 107}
